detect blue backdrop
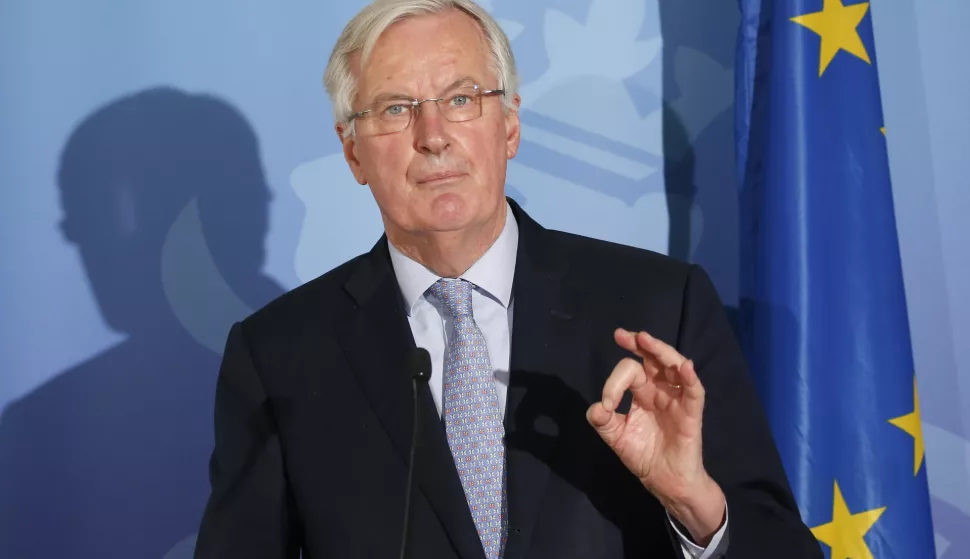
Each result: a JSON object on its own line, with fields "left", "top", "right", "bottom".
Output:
{"left": 0, "top": 0, "right": 965, "bottom": 557}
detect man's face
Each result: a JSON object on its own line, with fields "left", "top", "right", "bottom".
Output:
{"left": 339, "top": 8, "right": 520, "bottom": 239}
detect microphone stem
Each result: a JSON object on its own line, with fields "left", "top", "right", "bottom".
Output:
{"left": 400, "top": 377, "right": 420, "bottom": 559}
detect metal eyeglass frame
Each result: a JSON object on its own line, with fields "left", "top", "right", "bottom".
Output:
{"left": 346, "top": 84, "right": 505, "bottom": 135}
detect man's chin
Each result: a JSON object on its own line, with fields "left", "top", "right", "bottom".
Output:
{"left": 426, "top": 192, "right": 475, "bottom": 229}
{"left": 422, "top": 217, "right": 474, "bottom": 234}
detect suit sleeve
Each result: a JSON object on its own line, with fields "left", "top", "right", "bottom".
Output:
{"left": 194, "top": 322, "right": 300, "bottom": 559}
{"left": 675, "top": 265, "right": 822, "bottom": 559}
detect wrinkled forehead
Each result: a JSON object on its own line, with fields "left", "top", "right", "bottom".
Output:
{"left": 351, "top": 9, "right": 494, "bottom": 104}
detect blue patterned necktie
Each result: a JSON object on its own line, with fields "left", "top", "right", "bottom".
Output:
{"left": 428, "top": 278, "right": 506, "bottom": 559}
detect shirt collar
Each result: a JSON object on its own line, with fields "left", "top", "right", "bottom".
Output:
{"left": 387, "top": 201, "right": 518, "bottom": 315}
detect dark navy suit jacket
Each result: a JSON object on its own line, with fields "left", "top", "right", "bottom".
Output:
{"left": 194, "top": 199, "right": 822, "bottom": 559}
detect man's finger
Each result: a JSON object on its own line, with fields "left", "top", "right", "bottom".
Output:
{"left": 586, "top": 402, "right": 626, "bottom": 447}
{"left": 636, "top": 331, "right": 687, "bottom": 369}
{"left": 600, "top": 358, "right": 645, "bottom": 411}
{"left": 658, "top": 359, "right": 705, "bottom": 418}
{"left": 614, "top": 328, "right": 645, "bottom": 357}
{"left": 615, "top": 328, "right": 664, "bottom": 378}
{"left": 662, "top": 363, "right": 680, "bottom": 386}
{"left": 677, "top": 359, "right": 705, "bottom": 417}
{"left": 652, "top": 378, "right": 682, "bottom": 407}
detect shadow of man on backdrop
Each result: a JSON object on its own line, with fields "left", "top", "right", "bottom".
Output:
{"left": 0, "top": 87, "right": 284, "bottom": 559}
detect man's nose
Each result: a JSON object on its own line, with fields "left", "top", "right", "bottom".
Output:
{"left": 412, "top": 101, "right": 451, "bottom": 156}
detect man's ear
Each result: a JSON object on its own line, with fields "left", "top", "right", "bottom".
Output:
{"left": 505, "top": 94, "right": 522, "bottom": 160}
{"left": 336, "top": 123, "right": 367, "bottom": 185}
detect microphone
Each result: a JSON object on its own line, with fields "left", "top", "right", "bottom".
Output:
{"left": 400, "top": 347, "right": 432, "bottom": 559}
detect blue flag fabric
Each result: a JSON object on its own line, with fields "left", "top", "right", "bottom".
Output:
{"left": 735, "top": 1, "right": 937, "bottom": 558}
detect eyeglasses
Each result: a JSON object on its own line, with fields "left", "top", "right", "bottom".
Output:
{"left": 347, "top": 84, "right": 505, "bottom": 137}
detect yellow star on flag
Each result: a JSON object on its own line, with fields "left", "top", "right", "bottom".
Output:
{"left": 889, "top": 376, "right": 926, "bottom": 475}
{"left": 811, "top": 481, "right": 886, "bottom": 559}
{"left": 791, "top": 0, "right": 872, "bottom": 77}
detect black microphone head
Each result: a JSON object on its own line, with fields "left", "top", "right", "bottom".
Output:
{"left": 408, "top": 347, "right": 432, "bottom": 383}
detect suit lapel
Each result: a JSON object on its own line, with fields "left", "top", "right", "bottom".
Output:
{"left": 502, "top": 201, "right": 593, "bottom": 559}
{"left": 337, "top": 238, "right": 485, "bottom": 559}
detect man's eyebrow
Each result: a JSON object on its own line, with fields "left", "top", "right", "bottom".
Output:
{"left": 365, "top": 77, "right": 479, "bottom": 105}
{"left": 366, "top": 91, "right": 414, "bottom": 105}
{"left": 441, "top": 76, "right": 477, "bottom": 92}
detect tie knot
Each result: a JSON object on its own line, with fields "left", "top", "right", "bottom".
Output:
{"left": 429, "top": 279, "right": 474, "bottom": 318}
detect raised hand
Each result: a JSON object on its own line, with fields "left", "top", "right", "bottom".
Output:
{"left": 586, "top": 328, "right": 726, "bottom": 544}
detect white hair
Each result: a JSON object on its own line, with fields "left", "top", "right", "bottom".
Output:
{"left": 323, "top": 0, "right": 518, "bottom": 137}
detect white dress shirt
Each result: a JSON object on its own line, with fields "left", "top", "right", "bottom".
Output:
{"left": 387, "top": 202, "right": 727, "bottom": 559}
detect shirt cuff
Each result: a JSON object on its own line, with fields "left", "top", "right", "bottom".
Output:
{"left": 667, "top": 501, "right": 729, "bottom": 559}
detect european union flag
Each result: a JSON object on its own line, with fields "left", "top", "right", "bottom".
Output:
{"left": 734, "top": 1, "right": 937, "bottom": 558}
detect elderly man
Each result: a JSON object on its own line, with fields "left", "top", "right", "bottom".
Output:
{"left": 195, "top": 1, "right": 821, "bottom": 558}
